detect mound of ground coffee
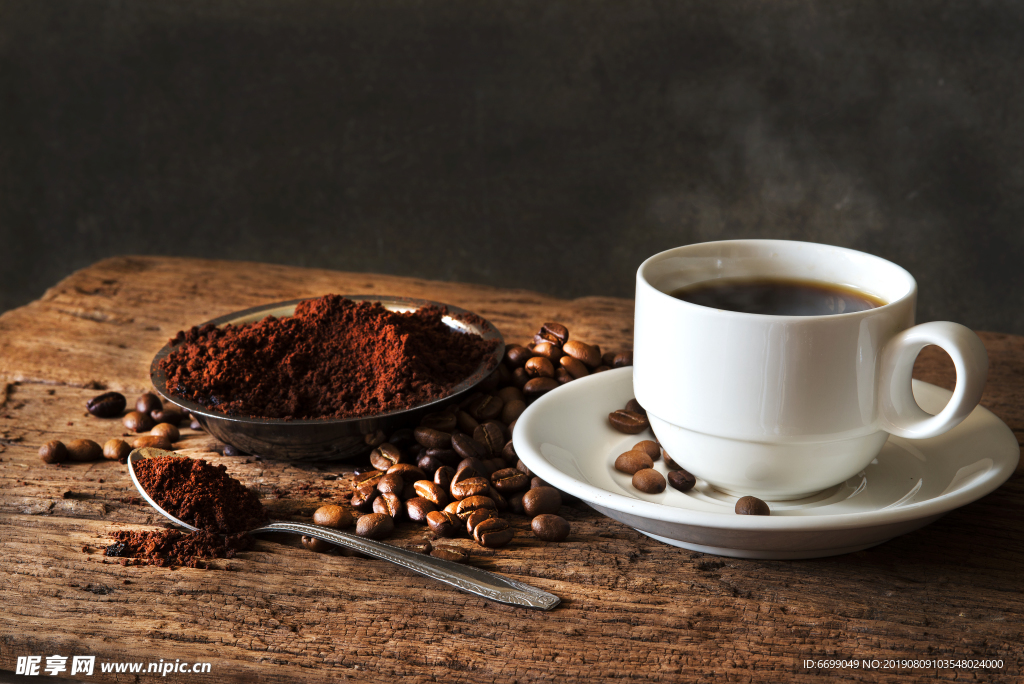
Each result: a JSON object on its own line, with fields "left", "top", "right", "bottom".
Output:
{"left": 134, "top": 455, "right": 267, "bottom": 534}
{"left": 159, "top": 295, "right": 499, "bottom": 420}
{"left": 105, "top": 529, "right": 252, "bottom": 569}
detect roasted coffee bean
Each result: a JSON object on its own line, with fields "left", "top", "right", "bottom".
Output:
{"left": 531, "top": 341, "right": 564, "bottom": 361}
{"left": 511, "top": 367, "right": 530, "bottom": 389}
{"left": 530, "top": 476, "right": 550, "bottom": 490}
{"left": 374, "top": 492, "right": 404, "bottom": 519}
{"left": 430, "top": 545, "right": 469, "bottom": 563}
{"left": 509, "top": 492, "right": 526, "bottom": 515}
{"left": 122, "top": 410, "right": 154, "bottom": 433}
{"left": 453, "top": 495, "right": 497, "bottom": 521}
{"left": 455, "top": 410, "right": 480, "bottom": 434}
{"left": 496, "top": 386, "right": 525, "bottom": 405}
{"left": 377, "top": 472, "right": 405, "bottom": 495}
{"left": 86, "top": 391, "right": 126, "bottom": 418}
{"left": 522, "top": 487, "right": 561, "bottom": 516}
{"left": 386, "top": 462, "right": 427, "bottom": 484}
{"left": 465, "top": 507, "right": 497, "bottom": 535}
{"left": 602, "top": 351, "right": 618, "bottom": 367}
{"left": 488, "top": 485, "right": 509, "bottom": 511}
{"left": 516, "top": 459, "right": 533, "bottom": 477}
{"left": 434, "top": 465, "right": 456, "bottom": 489}
{"left": 562, "top": 340, "right": 600, "bottom": 368}
{"left": 473, "top": 517, "right": 514, "bottom": 548}
{"left": 302, "top": 536, "right": 334, "bottom": 553}
{"left": 414, "top": 426, "right": 451, "bottom": 449}
{"left": 39, "top": 440, "right": 68, "bottom": 464}
{"left": 451, "top": 476, "right": 491, "bottom": 501}
{"left": 136, "top": 392, "right": 162, "bottom": 415}
{"left": 632, "top": 468, "right": 666, "bottom": 494}
{"left": 414, "top": 480, "right": 448, "bottom": 507}
{"left": 370, "top": 443, "right": 404, "bottom": 471}
{"left": 416, "top": 453, "right": 444, "bottom": 476}
{"left": 538, "top": 322, "right": 569, "bottom": 346}
{"left": 495, "top": 362, "right": 513, "bottom": 387}
{"left": 133, "top": 434, "right": 172, "bottom": 450}
{"left": 500, "top": 399, "right": 526, "bottom": 425}
{"left": 451, "top": 433, "right": 490, "bottom": 461}
{"left": 470, "top": 395, "right": 504, "bottom": 422}
{"left": 482, "top": 458, "right": 505, "bottom": 475}
{"left": 356, "top": 513, "right": 395, "bottom": 540}
{"left": 426, "top": 448, "right": 461, "bottom": 467}
{"left": 426, "top": 510, "right": 460, "bottom": 537}
{"left": 613, "top": 351, "right": 634, "bottom": 368}
{"left": 632, "top": 440, "right": 660, "bottom": 460}
{"left": 532, "top": 514, "right": 571, "bottom": 542}
{"left": 491, "top": 467, "right": 530, "bottom": 494}
{"left": 222, "top": 444, "right": 244, "bottom": 457}
{"left": 313, "top": 504, "right": 352, "bottom": 529}
{"left": 454, "top": 459, "right": 484, "bottom": 483}
{"left": 593, "top": 365, "right": 612, "bottom": 373}
{"left": 662, "top": 450, "right": 682, "bottom": 471}
{"left": 501, "top": 440, "right": 518, "bottom": 465}
{"left": 103, "top": 438, "right": 131, "bottom": 462}
{"left": 401, "top": 481, "right": 418, "bottom": 500}
{"left": 405, "top": 496, "right": 437, "bottom": 522}
{"left": 735, "top": 496, "right": 771, "bottom": 516}
{"left": 608, "top": 409, "right": 649, "bottom": 434}
{"left": 555, "top": 368, "right": 573, "bottom": 384}
{"left": 355, "top": 470, "right": 384, "bottom": 488}
{"left": 505, "top": 345, "right": 533, "bottom": 367}
{"left": 151, "top": 407, "right": 185, "bottom": 425}
{"left": 523, "top": 377, "right": 559, "bottom": 397}
{"left": 151, "top": 423, "right": 180, "bottom": 443}
{"left": 614, "top": 450, "right": 654, "bottom": 475}
{"left": 364, "top": 429, "right": 387, "bottom": 448}
{"left": 559, "top": 355, "right": 589, "bottom": 379}
{"left": 524, "top": 357, "right": 555, "bottom": 378}
{"left": 667, "top": 469, "right": 697, "bottom": 492}
{"left": 473, "top": 422, "right": 505, "bottom": 456}
{"left": 66, "top": 438, "right": 103, "bottom": 462}
{"left": 388, "top": 428, "right": 417, "bottom": 451}
{"left": 625, "top": 398, "right": 646, "bottom": 416}
{"left": 351, "top": 485, "right": 379, "bottom": 512}
{"left": 420, "top": 411, "right": 457, "bottom": 433}
{"left": 506, "top": 418, "right": 518, "bottom": 439}
{"left": 409, "top": 540, "right": 433, "bottom": 554}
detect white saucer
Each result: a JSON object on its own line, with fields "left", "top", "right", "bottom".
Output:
{"left": 513, "top": 368, "right": 1019, "bottom": 559}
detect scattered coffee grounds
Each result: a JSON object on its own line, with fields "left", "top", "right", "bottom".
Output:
{"left": 133, "top": 455, "right": 267, "bottom": 534}
{"left": 105, "top": 528, "right": 252, "bottom": 569}
{"left": 159, "top": 295, "right": 499, "bottom": 420}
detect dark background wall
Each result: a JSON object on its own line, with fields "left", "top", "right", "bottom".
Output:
{"left": 2, "top": 0, "right": 1022, "bottom": 333}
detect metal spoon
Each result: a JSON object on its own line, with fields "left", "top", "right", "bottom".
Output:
{"left": 127, "top": 449, "right": 560, "bottom": 610}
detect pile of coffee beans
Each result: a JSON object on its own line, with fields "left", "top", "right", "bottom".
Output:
{"left": 299, "top": 321, "right": 624, "bottom": 559}
{"left": 41, "top": 390, "right": 190, "bottom": 465}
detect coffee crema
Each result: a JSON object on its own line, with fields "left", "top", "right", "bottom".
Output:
{"left": 670, "top": 277, "right": 886, "bottom": 316}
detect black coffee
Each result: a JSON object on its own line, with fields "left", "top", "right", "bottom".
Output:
{"left": 671, "top": 278, "right": 885, "bottom": 316}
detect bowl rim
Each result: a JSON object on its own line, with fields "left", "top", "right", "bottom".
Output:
{"left": 150, "top": 294, "right": 505, "bottom": 426}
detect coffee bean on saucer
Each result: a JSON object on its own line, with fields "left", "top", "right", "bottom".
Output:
{"left": 373, "top": 492, "right": 404, "bottom": 519}
{"left": 532, "top": 514, "right": 571, "bottom": 542}
{"left": 523, "top": 377, "right": 559, "bottom": 398}
{"left": 405, "top": 497, "right": 437, "bottom": 523}
{"left": 632, "top": 440, "right": 660, "bottom": 460}
{"left": 133, "top": 435, "right": 172, "bottom": 451}
{"left": 662, "top": 450, "right": 682, "bottom": 471}
{"left": 608, "top": 409, "right": 648, "bottom": 434}
{"left": 667, "top": 469, "right": 697, "bottom": 493}
{"left": 420, "top": 412, "right": 457, "bottom": 433}
{"left": 735, "top": 496, "right": 771, "bottom": 516}
{"left": 86, "top": 392, "right": 126, "bottom": 418}
{"left": 370, "top": 443, "right": 404, "bottom": 470}
{"left": 122, "top": 411, "right": 153, "bottom": 433}
{"left": 632, "top": 469, "right": 666, "bottom": 494}
{"left": 39, "top": 440, "right": 68, "bottom": 464}
{"left": 135, "top": 393, "right": 162, "bottom": 415}
{"left": 66, "top": 439, "right": 102, "bottom": 462}
{"left": 473, "top": 517, "right": 514, "bottom": 548}
{"left": 522, "top": 487, "right": 561, "bottom": 516}
{"left": 414, "top": 426, "right": 451, "bottom": 449}
{"left": 103, "top": 438, "right": 131, "bottom": 462}
{"left": 313, "top": 504, "right": 352, "bottom": 529}
{"left": 614, "top": 450, "right": 654, "bottom": 475}
{"left": 355, "top": 513, "right": 395, "bottom": 540}
{"left": 151, "top": 422, "right": 180, "bottom": 443}
{"left": 559, "top": 356, "right": 589, "bottom": 380}
{"left": 430, "top": 545, "right": 470, "bottom": 563}
{"left": 625, "top": 399, "right": 646, "bottom": 416}
{"left": 426, "top": 510, "right": 460, "bottom": 537}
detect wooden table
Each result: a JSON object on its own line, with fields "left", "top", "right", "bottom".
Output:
{"left": 1, "top": 257, "right": 1021, "bottom": 683}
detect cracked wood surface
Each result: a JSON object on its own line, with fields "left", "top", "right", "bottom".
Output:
{"left": 0, "top": 256, "right": 1021, "bottom": 683}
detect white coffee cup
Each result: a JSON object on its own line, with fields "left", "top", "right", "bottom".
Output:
{"left": 633, "top": 240, "right": 988, "bottom": 500}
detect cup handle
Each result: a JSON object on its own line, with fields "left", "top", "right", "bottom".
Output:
{"left": 877, "top": 321, "right": 988, "bottom": 439}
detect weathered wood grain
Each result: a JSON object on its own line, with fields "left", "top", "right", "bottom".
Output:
{"left": 0, "top": 257, "right": 1021, "bottom": 683}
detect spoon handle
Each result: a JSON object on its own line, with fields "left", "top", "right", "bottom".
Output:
{"left": 251, "top": 521, "right": 560, "bottom": 610}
